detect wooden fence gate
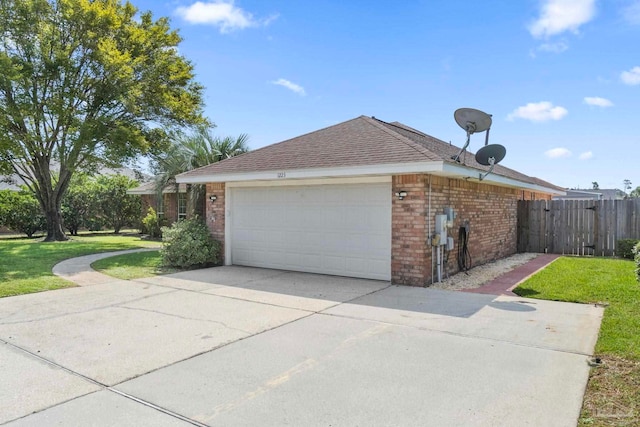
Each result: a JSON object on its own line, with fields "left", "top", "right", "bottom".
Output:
{"left": 517, "top": 199, "right": 640, "bottom": 256}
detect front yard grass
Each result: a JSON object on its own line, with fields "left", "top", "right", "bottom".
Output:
{"left": 0, "top": 235, "right": 159, "bottom": 298}
{"left": 514, "top": 257, "right": 639, "bottom": 426}
{"left": 91, "top": 250, "right": 176, "bottom": 280}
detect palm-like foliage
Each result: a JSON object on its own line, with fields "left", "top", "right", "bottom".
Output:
{"left": 152, "top": 125, "right": 249, "bottom": 217}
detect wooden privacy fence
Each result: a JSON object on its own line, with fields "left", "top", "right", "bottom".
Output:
{"left": 517, "top": 199, "right": 640, "bottom": 256}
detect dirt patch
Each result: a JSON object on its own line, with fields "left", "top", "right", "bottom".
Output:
{"left": 579, "top": 355, "right": 640, "bottom": 426}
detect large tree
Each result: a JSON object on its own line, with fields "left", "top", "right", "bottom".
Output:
{"left": 0, "top": 0, "right": 205, "bottom": 241}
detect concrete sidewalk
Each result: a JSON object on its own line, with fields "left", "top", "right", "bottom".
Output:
{"left": 0, "top": 253, "right": 603, "bottom": 426}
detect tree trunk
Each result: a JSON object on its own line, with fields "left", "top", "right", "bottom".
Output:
{"left": 44, "top": 207, "right": 68, "bottom": 241}
{"left": 35, "top": 160, "right": 72, "bottom": 242}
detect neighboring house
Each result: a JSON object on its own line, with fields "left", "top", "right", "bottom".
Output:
{"left": 176, "top": 116, "right": 564, "bottom": 286}
{"left": 594, "top": 189, "right": 627, "bottom": 200}
{"left": 553, "top": 188, "right": 626, "bottom": 201}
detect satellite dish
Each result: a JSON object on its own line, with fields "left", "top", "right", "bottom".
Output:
{"left": 454, "top": 108, "right": 492, "bottom": 134}
{"left": 475, "top": 144, "right": 506, "bottom": 166}
{"left": 451, "top": 108, "right": 493, "bottom": 163}
{"left": 475, "top": 144, "right": 507, "bottom": 181}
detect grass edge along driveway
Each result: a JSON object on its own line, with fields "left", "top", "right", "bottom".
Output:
{"left": 91, "top": 250, "right": 174, "bottom": 280}
{"left": 0, "top": 235, "right": 159, "bottom": 298}
{"left": 514, "top": 256, "right": 639, "bottom": 427}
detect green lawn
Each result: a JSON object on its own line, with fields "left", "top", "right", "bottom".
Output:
{"left": 0, "top": 235, "right": 159, "bottom": 298}
{"left": 91, "top": 250, "right": 175, "bottom": 280}
{"left": 514, "top": 257, "right": 639, "bottom": 426}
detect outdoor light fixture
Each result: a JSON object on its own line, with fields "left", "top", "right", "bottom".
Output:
{"left": 209, "top": 195, "right": 217, "bottom": 202}
{"left": 395, "top": 190, "right": 408, "bottom": 200}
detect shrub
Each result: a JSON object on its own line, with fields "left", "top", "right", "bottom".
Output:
{"left": 633, "top": 242, "right": 640, "bottom": 283}
{"left": 161, "top": 218, "right": 220, "bottom": 269}
{"left": 0, "top": 189, "right": 46, "bottom": 237}
{"left": 141, "top": 207, "right": 163, "bottom": 238}
{"left": 617, "top": 239, "right": 640, "bottom": 259}
{"left": 95, "top": 175, "right": 141, "bottom": 233}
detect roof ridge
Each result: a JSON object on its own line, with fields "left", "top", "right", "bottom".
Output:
{"left": 365, "top": 117, "right": 443, "bottom": 162}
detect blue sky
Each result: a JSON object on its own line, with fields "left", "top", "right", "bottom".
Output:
{"left": 134, "top": 0, "right": 639, "bottom": 191}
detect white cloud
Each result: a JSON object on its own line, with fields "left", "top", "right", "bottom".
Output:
{"left": 537, "top": 41, "right": 569, "bottom": 53}
{"left": 579, "top": 151, "right": 593, "bottom": 160}
{"left": 529, "top": 0, "right": 596, "bottom": 38}
{"left": 620, "top": 66, "right": 640, "bottom": 85}
{"left": 545, "top": 148, "right": 572, "bottom": 159}
{"left": 175, "top": 1, "right": 277, "bottom": 33}
{"left": 583, "top": 96, "right": 613, "bottom": 107}
{"left": 271, "top": 78, "right": 306, "bottom": 96}
{"left": 622, "top": 1, "right": 640, "bottom": 25}
{"left": 507, "top": 101, "right": 568, "bottom": 122}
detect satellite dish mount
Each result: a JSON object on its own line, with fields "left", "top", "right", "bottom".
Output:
{"left": 451, "top": 108, "right": 493, "bottom": 163}
{"left": 475, "top": 144, "right": 506, "bottom": 181}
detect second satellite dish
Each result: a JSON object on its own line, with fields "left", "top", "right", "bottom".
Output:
{"left": 475, "top": 144, "right": 507, "bottom": 181}
{"left": 475, "top": 144, "right": 506, "bottom": 166}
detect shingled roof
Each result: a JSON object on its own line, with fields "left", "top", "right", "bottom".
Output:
{"left": 177, "top": 115, "right": 561, "bottom": 193}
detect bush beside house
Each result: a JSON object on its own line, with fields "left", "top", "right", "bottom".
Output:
{"left": 161, "top": 218, "right": 220, "bottom": 269}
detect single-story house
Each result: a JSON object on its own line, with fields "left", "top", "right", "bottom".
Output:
{"left": 176, "top": 115, "right": 564, "bottom": 286}
{"left": 553, "top": 188, "right": 626, "bottom": 201}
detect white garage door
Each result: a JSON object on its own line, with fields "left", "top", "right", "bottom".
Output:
{"left": 229, "top": 182, "right": 391, "bottom": 280}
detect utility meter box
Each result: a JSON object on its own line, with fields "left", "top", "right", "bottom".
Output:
{"left": 435, "top": 214, "right": 448, "bottom": 244}
{"left": 446, "top": 236, "right": 455, "bottom": 251}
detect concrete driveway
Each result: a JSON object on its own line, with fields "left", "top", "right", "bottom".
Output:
{"left": 0, "top": 255, "right": 603, "bottom": 426}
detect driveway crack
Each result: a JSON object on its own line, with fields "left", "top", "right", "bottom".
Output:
{"left": 116, "top": 306, "right": 252, "bottom": 335}
{"left": 0, "top": 289, "right": 180, "bottom": 325}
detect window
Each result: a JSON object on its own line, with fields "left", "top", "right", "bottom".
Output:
{"left": 178, "top": 193, "right": 187, "bottom": 220}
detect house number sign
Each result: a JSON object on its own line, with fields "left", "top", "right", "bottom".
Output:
{"left": 277, "top": 172, "right": 286, "bottom": 178}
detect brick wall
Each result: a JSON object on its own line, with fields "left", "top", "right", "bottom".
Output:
{"left": 140, "top": 194, "right": 155, "bottom": 217}
{"left": 205, "top": 183, "right": 226, "bottom": 260}
{"left": 517, "top": 190, "right": 553, "bottom": 201}
{"left": 162, "top": 194, "right": 178, "bottom": 223}
{"left": 391, "top": 174, "right": 520, "bottom": 286}
{"left": 391, "top": 174, "right": 429, "bottom": 286}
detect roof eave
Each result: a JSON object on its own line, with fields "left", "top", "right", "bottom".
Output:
{"left": 176, "top": 161, "right": 564, "bottom": 195}
{"left": 440, "top": 163, "right": 566, "bottom": 196}
{"left": 176, "top": 161, "right": 445, "bottom": 183}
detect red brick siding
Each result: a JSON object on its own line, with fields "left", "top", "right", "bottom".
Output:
{"left": 391, "top": 174, "right": 520, "bottom": 286}
{"left": 518, "top": 190, "right": 552, "bottom": 201}
{"left": 140, "top": 194, "right": 155, "bottom": 217}
{"left": 162, "top": 194, "right": 178, "bottom": 223}
{"left": 430, "top": 176, "right": 518, "bottom": 277}
{"left": 392, "top": 174, "right": 429, "bottom": 286}
{"left": 205, "top": 183, "right": 226, "bottom": 261}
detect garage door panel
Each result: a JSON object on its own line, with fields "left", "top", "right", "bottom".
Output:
{"left": 230, "top": 183, "right": 391, "bottom": 281}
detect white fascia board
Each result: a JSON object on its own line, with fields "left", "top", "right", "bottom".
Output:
{"left": 176, "top": 161, "right": 444, "bottom": 184}
{"left": 226, "top": 176, "right": 391, "bottom": 188}
{"left": 441, "top": 163, "right": 566, "bottom": 195}
{"left": 175, "top": 160, "right": 564, "bottom": 196}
